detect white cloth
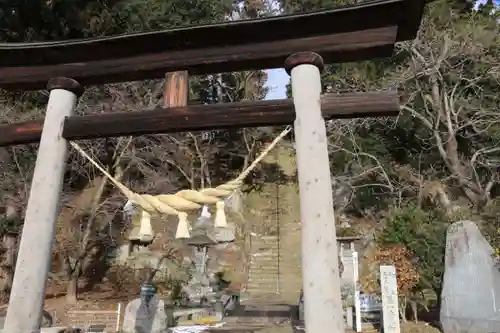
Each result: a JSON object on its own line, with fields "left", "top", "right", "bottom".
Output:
{"left": 168, "top": 323, "right": 225, "bottom": 333}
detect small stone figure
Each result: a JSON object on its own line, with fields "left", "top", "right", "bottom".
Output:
{"left": 122, "top": 283, "right": 167, "bottom": 333}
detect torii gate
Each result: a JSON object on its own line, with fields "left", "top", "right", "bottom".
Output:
{"left": 0, "top": 1, "right": 427, "bottom": 332}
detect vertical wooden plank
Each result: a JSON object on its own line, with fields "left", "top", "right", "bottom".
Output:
{"left": 380, "top": 265, "right": 401, "bottom": 333}
{"left": 163, "top": 70, "right": 189, "bottom": 237}
{"left": 353, "top": 251, "right": 362, "bottom": 332}
{"left": 164, "top": 71, "right": 189, "bottom": 108}
{"left": 285, "top": 52, "right": 344, "bottom": 333}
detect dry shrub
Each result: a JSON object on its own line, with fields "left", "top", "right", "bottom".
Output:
{"left": 105, "top": 266, "right": 143, "bottom": 295}
{"left": 361, "top": 244, "right": 419, "bottom": 296}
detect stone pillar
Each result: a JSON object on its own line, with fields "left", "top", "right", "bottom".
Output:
{"left": 284, "top": 52, "right": 344, "bottom": 333}
{"left": 4, "top": 78, "right": 82, "bottom": 333}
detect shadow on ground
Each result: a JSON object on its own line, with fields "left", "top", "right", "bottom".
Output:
{"left": 209, "top": 303, "right": 296, "bottom": 332}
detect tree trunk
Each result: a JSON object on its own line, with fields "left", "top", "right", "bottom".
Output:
{"left": 399, "top": 296, "right": 407, "bottom": 323}
{"left": 1, "top": 197, "right": 18, "bottom": 294}
{"left": 66, "top": 275, "right": 78, "bottom": 304}
{"left": 435, "top": 286, "right": 443, "bottom": 313}
{"left": 63, "top": 158, "right": 126, "bottom": 301}
{"left": 1, "top": 234, "right": 17, "bottom": 293}
{"left": 64, "top": 176, "right": 108, "bottom": 302}
{"left": 64, "top": 257, "right": 80, "bottom": 304}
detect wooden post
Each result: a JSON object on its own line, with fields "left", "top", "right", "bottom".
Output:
{"left": 353, "top": 251, "right": 362, "bottom": 332}
{"left": 116, "top": 302, "right": 122, "bottom": 331}
{"left": 4, "top": 78, "right": 82, "bottom": 333}
{"left": 285, "top": 52, "right": 344, "bottom": 333}
{"left": 164, "top": 71, "right": 188, "bottom": 108}
{"left": 163, "top": 70, "right": 189, "bottom": 238}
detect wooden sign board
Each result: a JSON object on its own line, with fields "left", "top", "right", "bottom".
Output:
{"left": 380, "top": 265, "right": 401, "bottom": 333}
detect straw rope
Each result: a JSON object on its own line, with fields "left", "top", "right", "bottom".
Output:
{"left": 69, "top": 127, "right": 291, "bottom": 216}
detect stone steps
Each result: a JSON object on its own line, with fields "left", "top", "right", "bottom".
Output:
{"left": 246, "top": 278, "right": 279, "bottom": 284}
{"left": 250, "top": 256, "right": 279, "bottom": 261}
{"left": 245, "top": 205, "right": 303, "bottom": 301}
{"left": 245, "top": 285, "right": 279, "bottom": 293}
{"left": 245, "top": 237, "right": 280, "bottom": 295}
{"left": 276, "top": 223, "right": 302, "bottom": 299}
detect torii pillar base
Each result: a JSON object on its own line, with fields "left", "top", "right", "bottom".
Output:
{"left": 285, "top": 52, "right": 344, "bottom": 333}
{"left": 4, "top": 78, "right": 82, "bottom": 333}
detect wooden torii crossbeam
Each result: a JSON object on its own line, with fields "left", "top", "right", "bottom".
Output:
{"left": 0, "top": 91, "right": 399, "bottom": 146}
{"left": 0, "top": 0, "right": 428, "bottom": 332}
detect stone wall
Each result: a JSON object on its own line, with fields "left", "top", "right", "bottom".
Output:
{"left": 67, "top": 309, "right": 119, "bottom": 330}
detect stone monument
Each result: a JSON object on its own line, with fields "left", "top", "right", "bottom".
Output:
{"left": 122, "top": 283, "right": 167, "bottom": 333}
{"left": 440, "top": 220, "right": 500, "bottom": 333}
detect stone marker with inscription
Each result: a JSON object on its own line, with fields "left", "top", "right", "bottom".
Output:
{"left": 440, "top": 220, "right": 500, "bottom": 333}
{"left": 380, "top": 265, "right": 400, "bottom": 333}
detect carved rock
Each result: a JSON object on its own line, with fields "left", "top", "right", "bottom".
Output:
{"left": 440, "top": 221, "right": 500, "bottom": 333}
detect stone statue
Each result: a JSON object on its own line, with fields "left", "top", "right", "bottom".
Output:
{"left": 122, "top": 283, "right": 167, "bottom": 333}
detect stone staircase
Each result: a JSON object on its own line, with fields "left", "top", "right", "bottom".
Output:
{"left": 245, "top": 236, "right": 280, "bottom": 298}
{"left": 242, "top": 145, "right": 304, "bottom": 304}
{"left": 277, "top": 214, "right": 302, "bottom": 304}
{"left": 243, "top": 182, "right": 303, "bottom": 304}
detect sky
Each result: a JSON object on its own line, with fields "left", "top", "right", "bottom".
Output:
{"left": 476, "top": 0, "right": 500, "bottom": 8}
{"left": 263, "top": 0, "right": 499, "bottom": 101}
{"left": 263, "top": 0, "right": 289, "bottom": 100}
{"left": 264, "top": 68, "right": 289, "bottom": 100}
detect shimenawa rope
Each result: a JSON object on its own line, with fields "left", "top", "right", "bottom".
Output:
{"left": 70, "top": 127, "right": 291, "bottom": 240}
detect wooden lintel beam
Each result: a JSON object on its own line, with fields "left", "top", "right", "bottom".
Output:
{"left": 0, "top": 0, "right": 423, "bottom": 68}
{"left": 0, "top": 91, "right": 399, "bottom": 147}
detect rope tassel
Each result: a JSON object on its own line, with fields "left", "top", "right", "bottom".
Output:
{"left": 138, "top": 209, "right": 154, "bottom": 242}
{"left": 176, "top": 212, "right": 191, "bottom": 239}
{"left": 214, "top": 201, "right": 227, "bottom": 228}
{"left": 201, "top": 205, "right": 211, "bottom": 218}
